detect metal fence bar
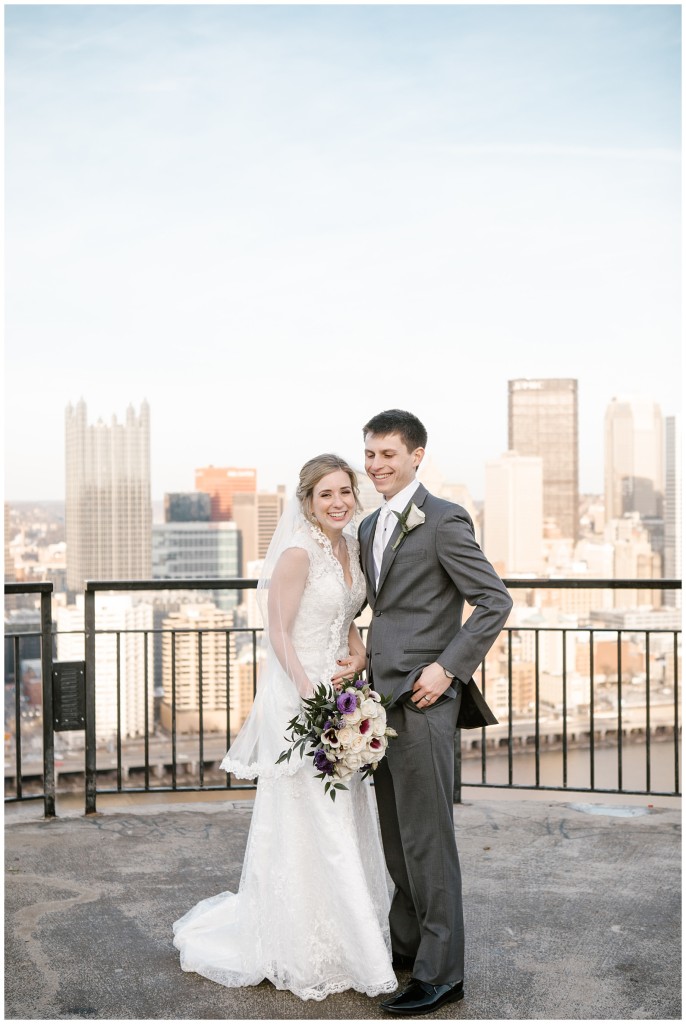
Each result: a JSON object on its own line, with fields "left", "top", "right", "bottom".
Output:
{"left": 617, "top": 630, "right": 623, "bottom": 792}
{"left": 225, "top": 630, "right": 231, "bottom": 790}
{"left": 562, "top": 631, "right": 568, "bottom": 789}
{"left": 197, "top": 631, "right": 204, "bottom": 788}
{"left": 589, "top": 630, "right": 595, "bottom": 792}
{"left": 171, "top": 631, "right": 177, "bottom": 790}
{"left": 645, "top": 632, "right": 651, "bottom": 793}
{"left": 116, "top": 632, "right": 122, "bottom": 791}
{"left": 674, "top": 631, "right": 680, "bottom": 796}
{"left": 144, "top": 631, "right": 150, "bottom": 790}
{"left": 13, "top": 635, "right": 22, "bottom": 801}
{"left": 480, "top": 661, "right": 487, "bottom": 784}
{"left": 534, "top": 631, "right": 540, "bottom": 789}
{"left": 40, "top": 587, "right": 56, "bottom": 817}
{"left": 507, "top": 631, "right": 513, "bottom": 786}
{"left": 84, "top": 588, "right": 97, "bottom": 814}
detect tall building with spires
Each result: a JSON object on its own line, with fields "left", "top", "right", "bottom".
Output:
{"left": 65, "top": 399, "right": 152, "bottom": 591}
{"left": 508, "top": 378, "right": 579, "bottom": 541}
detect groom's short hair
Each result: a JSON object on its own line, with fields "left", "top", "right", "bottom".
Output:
{"left": 363, "top": 410, "right": 428, "bottom": 453}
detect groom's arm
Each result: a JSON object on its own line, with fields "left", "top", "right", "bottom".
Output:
{"left": 435, "top": 505, "right": 513, "bottom": 684}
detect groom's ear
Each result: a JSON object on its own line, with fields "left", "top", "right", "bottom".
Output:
{"left": 412, "top": 447, "right": 425, "bottom": 469}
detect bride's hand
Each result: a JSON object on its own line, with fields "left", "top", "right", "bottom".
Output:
{"left": 331, "top": 653, "right": 366, "bottom": 687}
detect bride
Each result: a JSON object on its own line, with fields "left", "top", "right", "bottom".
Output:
{"left": 173, "top": 454, "right": 397, "bottom": 1001}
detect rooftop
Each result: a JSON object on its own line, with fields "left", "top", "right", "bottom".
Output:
{"left": 5, "top": 789, "right": 681, "bottom": 1021}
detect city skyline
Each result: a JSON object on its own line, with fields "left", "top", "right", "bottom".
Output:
{"left": 5, "top": 4, "right": 681, "bottom": 501}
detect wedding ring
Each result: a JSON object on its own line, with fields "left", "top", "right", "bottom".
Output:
{"left": 423, "top": 695, "right": 430, "bottom": 702}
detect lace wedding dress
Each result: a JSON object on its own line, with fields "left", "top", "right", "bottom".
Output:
{"left": 173, "top": 522, "right": 397, "bottom": 1001}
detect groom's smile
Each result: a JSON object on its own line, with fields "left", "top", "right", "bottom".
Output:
{"left": 364, "top": 432, "right": 425, "bottom": 498}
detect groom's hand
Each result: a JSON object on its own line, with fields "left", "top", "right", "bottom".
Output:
{"left": 411, "top": 662, "right": 452, "bottom": 706}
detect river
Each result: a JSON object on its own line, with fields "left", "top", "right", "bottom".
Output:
{"left": 460, "top": 737, "right": 680, "bottom": 794}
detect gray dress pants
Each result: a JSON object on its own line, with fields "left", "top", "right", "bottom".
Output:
{"left": 373, "top": 691, "right": 464, "bottom": 986}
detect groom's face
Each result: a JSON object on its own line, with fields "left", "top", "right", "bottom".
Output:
{"left": 364, "top": 432, "right": 424, "bottom": 499}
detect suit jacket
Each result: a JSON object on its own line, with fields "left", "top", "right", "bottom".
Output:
{"left": 359, "top": 483, "right": 512, "bottom": 727}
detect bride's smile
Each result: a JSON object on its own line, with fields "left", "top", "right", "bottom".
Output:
{"left": 310, "top": 470, "right": 356, "bottom": 541}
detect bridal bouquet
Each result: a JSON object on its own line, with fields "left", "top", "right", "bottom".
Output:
{"left": 277, "top": 674, "right": 397, "bottom": 801}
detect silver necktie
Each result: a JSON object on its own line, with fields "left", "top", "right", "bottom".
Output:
{"left": 373, "top": 503, "right": 393, "bottom": 586}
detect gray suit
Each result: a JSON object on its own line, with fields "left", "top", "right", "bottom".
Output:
{"left": 359, "top": 483, "right": 512, "bottom": 985}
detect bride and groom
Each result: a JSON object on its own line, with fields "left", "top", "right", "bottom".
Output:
{"left": 173, "top": 409, "right": 513, "bottom": 1014}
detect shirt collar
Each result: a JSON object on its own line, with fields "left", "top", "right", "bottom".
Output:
{"left": 383, "top": 478, "right": 421, "bottom": 516}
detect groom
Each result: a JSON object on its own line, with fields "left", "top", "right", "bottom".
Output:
{"left": 358, "top": 409, "right": 512, "bottom": 1016}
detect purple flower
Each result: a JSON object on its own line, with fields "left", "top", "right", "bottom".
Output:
{"left": 336, "top": 692, "right": 358, "bottom": 714}
{"left": 313, "top": 748, "right": 334, "bottom": 775}
{"left": 354, "top": 678, "right": 366, "bottom": 689}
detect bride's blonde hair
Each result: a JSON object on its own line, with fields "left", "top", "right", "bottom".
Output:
{"left": 297, "top": 454, "right": 362, "bottom": 522}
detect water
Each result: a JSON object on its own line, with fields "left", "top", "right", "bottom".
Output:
{"left": 460, "top": 738, "right": 680, "bottom": 794}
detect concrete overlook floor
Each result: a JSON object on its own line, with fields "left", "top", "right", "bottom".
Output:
{"left": 4, "top": 788, "right": 681, "bottom": 1021}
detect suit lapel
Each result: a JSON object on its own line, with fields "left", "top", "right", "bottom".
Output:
{"left": 376, "top": 484, "right": 429, "bottom": 596}
{"left": 361, "top": 508, "right": 381, "bottom": 601}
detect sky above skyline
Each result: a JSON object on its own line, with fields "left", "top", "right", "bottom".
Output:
{"left": 4, "top": 3, "right": 682, "bottom": 502}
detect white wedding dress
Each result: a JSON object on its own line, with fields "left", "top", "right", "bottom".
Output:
{"left": 173, "top": 522, "right": 397, "bottom": 1001}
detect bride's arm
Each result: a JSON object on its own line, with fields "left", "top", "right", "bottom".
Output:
{"left": 267, "top": 547, "right": 315, "bottom": 698}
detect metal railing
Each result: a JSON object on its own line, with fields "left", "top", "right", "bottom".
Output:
{"left": 4, "top": 582, "right": 56, "bottom": 817}
{"left": 5, "top": 578, "right": 681, "bottom": 816}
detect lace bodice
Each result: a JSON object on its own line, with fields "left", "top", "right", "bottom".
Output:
{"left": 288, "top": 525, "right": 366, "bottom": 688}
{"left": 220, "top": 524, "right": 367, "bottom": 781}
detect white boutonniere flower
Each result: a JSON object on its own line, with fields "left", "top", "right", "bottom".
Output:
{"left": 391, "top": 502, "right": 426, "bottom": 550}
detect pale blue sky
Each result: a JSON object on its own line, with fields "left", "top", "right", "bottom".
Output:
{"left": 4, "top": 3, "right": 681, "bottom": 501}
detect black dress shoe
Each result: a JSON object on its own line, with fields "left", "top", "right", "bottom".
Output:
{"left": 380, "top": 978, "right": 464, "bottom": 1016}
{"left": 391, "top": 951, "right": 415, "bottom": 970}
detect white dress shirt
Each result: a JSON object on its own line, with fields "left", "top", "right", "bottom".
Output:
{"left": 373, "top": 477, "right": 422, "bottom": 586}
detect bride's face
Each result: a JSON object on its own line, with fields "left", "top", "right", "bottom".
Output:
{"left": 311, "top": 470, "right": 356, "bottom": 537}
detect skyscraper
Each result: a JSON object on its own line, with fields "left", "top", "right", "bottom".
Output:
{"left": 604, "top": 397, "right": 664, "bottom": 521}
{"left": 484, "top": 452, "right": 544, "bottom": 575}
{"left": 194, "top": 466, "right": 257, "bottom": 521}
{"left": 160, "top": 603, "right": 236, "bottom": 733}
{"left": 664, "top": 415, "right": 681, "bottom": 608}
{"left": 508, "top": 378, "right": 579, "bottom": 541}
{"left": 164, "top": 492, "right": 211, "bottom": 523}
{"left": 65, "top": 400, "right": 151, "bottom": 591}
{"left": 233, "top": 488, "right": 287, "bottom": 575}
{"left": 152, "top": 520, "right": 241, "bottom": 609}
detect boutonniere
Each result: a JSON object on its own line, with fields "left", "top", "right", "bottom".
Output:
{"left": 391, "top": 503, "right": 426, "bottom": 550}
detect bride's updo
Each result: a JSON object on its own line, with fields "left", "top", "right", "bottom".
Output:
{"left": 297, "top": 454, "right": 362, "bottom": 523}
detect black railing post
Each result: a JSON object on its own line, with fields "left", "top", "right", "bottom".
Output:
{"left": 645, "top": 632, "right": 651, "bottom": 793}
{"left": 40, "top": 585, "right": 56, "bottom": 817}
{"left": 84, "top": 586, "right": 97, "bottom": 814}
{"left": 13, "top": 635, "right": 22, "bottom": 802}
{"left": 589, "top": 629, "right": 595, "bottom": 791}
{"left": 617, "top": 630, "right": 623, "bottom": 792}
{"left": 673, "top": 631, "right": 680, "bottom": 796}
{"left": 562, "top": 630, "right": 568, "bottom": 789}
{"left": 116, "top": 632, "right": 122, "bottom": 791}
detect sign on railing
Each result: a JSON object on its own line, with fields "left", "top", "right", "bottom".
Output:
{"left": 52, "top": 661, "right": 86, "bottom": 731}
